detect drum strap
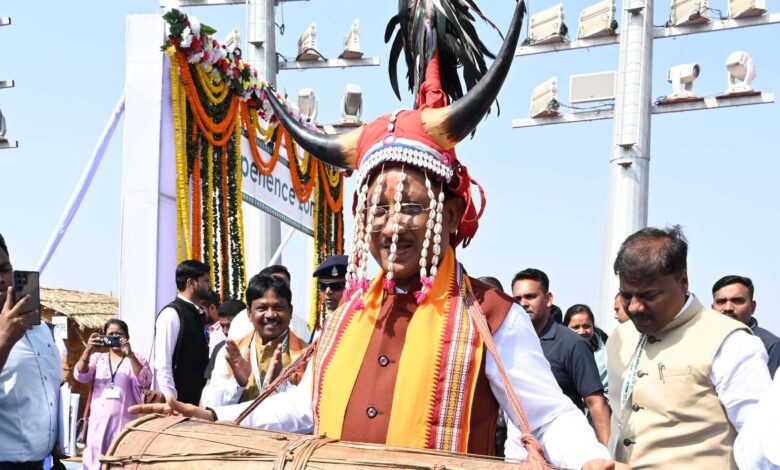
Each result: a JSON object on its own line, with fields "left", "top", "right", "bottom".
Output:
{"left": 463, "top": 276, "right": 551, "bottom": 469}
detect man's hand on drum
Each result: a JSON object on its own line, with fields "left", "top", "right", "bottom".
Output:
{"left": 128, "top": 393, "right": 214, "bottom": 421}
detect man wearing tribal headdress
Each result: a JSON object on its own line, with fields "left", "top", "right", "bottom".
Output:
{"left": 131, "top": 2, "right": 625, "bottom": 468}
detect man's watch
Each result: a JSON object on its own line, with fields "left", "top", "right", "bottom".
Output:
{"left": 205, "top": 407, "right": 218, "bottom": 422}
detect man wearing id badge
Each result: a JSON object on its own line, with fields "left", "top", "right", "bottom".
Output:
{"left": 607, "top": 226, "right": 771, "bottom": 468}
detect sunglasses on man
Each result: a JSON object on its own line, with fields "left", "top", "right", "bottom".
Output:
{"left": 318, "top": 281, "right": 346, "bottom": 292}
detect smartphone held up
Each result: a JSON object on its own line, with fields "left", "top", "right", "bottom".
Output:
{"left": 11, "top": 270, "right": 41, "bottom": 326}
{"left": 94, "top": 334, "right": 121, "bottom": 348}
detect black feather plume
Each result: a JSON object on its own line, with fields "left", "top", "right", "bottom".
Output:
{"left": 385, "top": 0, "right": 505, "bottom": 108}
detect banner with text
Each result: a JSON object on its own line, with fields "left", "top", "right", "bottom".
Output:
{"left": 240, "top": 135, "right": 314, "bottom": 237}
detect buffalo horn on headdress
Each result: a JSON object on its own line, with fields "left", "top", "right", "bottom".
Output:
{"left": 263, "top": 86, "right": 362, "bottom": 170}
{"left": 422, "top": 0, "right": 527, "bottom": 149}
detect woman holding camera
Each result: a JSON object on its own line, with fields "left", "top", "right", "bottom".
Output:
{"left": 75, "top": 319, "right": 151, "bottom": 469}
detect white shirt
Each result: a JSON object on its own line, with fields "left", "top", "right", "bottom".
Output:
{"left": 0, "top": 324, "right": 62, "bottom": 462}
{"left": 678, "top": 294, "right": 769, "bottom": 432}
{"left": 215, "top": 303, "right": 610, "bottom": 468}
{"left": 735, "top": 365, "right": 780, "bottom": 469}
{"left": 152, "top": 294, "right": 205, "bottom": 400}
{"left": 201, "top": 345, "right": 243, "bottom": 408}
{"left": 226, "top": 308, "right": 252, "bottom": 341}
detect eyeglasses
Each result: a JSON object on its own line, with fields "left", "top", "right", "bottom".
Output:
{"left": 367, "top": 203, "right": 428, "bottom": 233}
{"left": 318, "top": 281, "right": 346, "bottom": 292}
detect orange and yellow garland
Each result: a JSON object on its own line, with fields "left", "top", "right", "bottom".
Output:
{"left": 166, "top": 44, "right": 344, "bottom": 304}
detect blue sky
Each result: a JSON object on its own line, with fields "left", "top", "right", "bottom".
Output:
{"left": 2, "top": 0, "right": 779, "bottom": 334}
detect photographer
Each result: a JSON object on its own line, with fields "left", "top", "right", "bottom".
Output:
{"left": 0, "top": 233, "right": 63, "bottom": 469}
{"left": 75, "top": 319, "right": 150, "bottom": 470}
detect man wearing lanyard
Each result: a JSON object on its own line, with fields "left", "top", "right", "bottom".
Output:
{"left": 201, "top": 274, "right": 306, "bottom": 408}
{"left": 607, "top": 225, "right": 771, "bottom": 468}
{"left": 0, "top": 233, "right": 62, "bottom": 469}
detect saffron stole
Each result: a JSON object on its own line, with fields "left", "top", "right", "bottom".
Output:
{"left": 311, "top": 247, "right": 483, "bottom": 453}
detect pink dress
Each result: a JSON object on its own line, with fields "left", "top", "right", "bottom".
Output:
{"left": 74, "top": 352, "right": 151, "bottom": 469}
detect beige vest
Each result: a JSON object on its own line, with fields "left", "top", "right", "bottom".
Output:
{"left": 606, "top": 295, "right": 750, "bottom": 469}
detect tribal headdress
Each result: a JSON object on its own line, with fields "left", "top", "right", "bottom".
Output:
{"left": 265, "top": 1, "right": 526, "bottom": 304}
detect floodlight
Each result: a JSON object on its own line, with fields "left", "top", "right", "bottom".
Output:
{"left": 578, "top": 0, "right": 618, "bottom": 39}
{"left": 339, "top": 19, "right": 364, "bottom": 60}
{"left": 728, "top": 0, "right": 766, "bottom": 19}
{"left": 666, "top": 63, "right": 700, "bottom": 99}
{"left": 529, "top": 77, "right": 560, "bottom": 118}
{"left": 340, "top": 84, "right": 363, "bottom": 124}
{"left": 725, "top": 51, "right": 757, "bottom": 94}
{"left": 297, "top": 22, "right": 320, "bottom": 61}
{"left": 297, "top": 88, "right": 318, "bottom": 123}
{"left": 222, "top": 27, "right": 241, "bottom": 54}
{"left": 668, "top": 0, "right": 709, "bottom": 27}
{"left": 527, "top": 4, "right": 568, "bottom": 45}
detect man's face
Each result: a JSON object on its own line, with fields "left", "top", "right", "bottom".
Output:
{"left": 619, "top": 272, "right": 688, "bottom": 334}
{"left": 318, "top": 278, "right": 345, "bottom": 312}
{"left": 0, "top": 249, "right": 11, "bottom": 307}
{"left": 614, "top": 295, "right": 630, "bottom": 324}
{"left": 189, "top": 274, "right": 212, "bottom": 302}
{"left": 512, "top": 279, "right": 552, "bottom": 330}
{"left": 367, "top": 167, "right": 460, "bottom": 287}
{"left": 249, "top": 289, "right": 292, "bottom": 343}
{"left": 201, "top": 303, "right": 219, "bottom": 324}
{"left": 219, "top": 316, "right": 235, "bottom": 336}
{"left": 712, "top": 283, "right": 755, "bottom": 325}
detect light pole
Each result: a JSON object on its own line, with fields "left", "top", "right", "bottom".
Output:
{"left": 511, "top": 0, "right": 778, "bottom": 331}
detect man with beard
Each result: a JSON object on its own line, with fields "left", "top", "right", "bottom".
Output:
{"left": 153, "top": 259, "right": 212, "bottom": 405}
{"left": 202, "top": 275, "right": 306, "bottom": 407}
{"left": 607, "top": 226, "right": 771, "bottom": 468}
{"left": 711, "top": 275, "right": 780, "bottom": 378}
{"left": 131, "top": 1, "right": 622, "bottom": 467}
{"left": 310, "top": 255, "right": 347, "bottom": 339}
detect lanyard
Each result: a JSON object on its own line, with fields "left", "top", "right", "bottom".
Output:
{"left": 108, "top": 354, "right": 126, "bottom": 387}
{"left": 619, "top": 334, "right": 648, "bottom": 427}
{"left": 250, "top": 331, "right": 288, "bottom": 388}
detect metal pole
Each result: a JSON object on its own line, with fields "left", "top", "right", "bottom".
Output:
{"left": 245, "top": 0, "right": 282, "bottom": 270}
{"left": 597, "top": 0, "right": 654, "bottom": 331}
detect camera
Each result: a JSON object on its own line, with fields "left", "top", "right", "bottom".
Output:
{"left": 95, "top": 335, "right": 121, "bottom": 348}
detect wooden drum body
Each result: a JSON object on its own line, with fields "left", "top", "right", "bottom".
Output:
{"left": 103, "top": 414, "right": 518, "bottom": 469}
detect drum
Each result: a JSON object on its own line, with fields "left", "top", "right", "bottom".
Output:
{"left": 102, "top": 414, "right": 519, "bottom": 469}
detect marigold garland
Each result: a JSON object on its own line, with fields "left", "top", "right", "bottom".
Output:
{"left": 285, "top": 130, "right": 315, "bottom": 202}
{"left": 169, "top": 48, "right": 191, "bottom": 263}
{"left": 206, "top": 142, "right": 215, "bottom": 283}
{"left": 194, "top": 63, "right": 229, "bottom": 104}
{"left": 191, "top": 142, "right": 202, "bottom": 261}
{"left": 221, "top": 144, "right": 230, "bottom": 298}
{"left": 240, "top": 101, "right": 278, "bottom": 175}
{"left": 167, "top": 13, "right": 346, "bottom": 308}
{"left": 233, "top": 117, "right": 247, "bottom": 290}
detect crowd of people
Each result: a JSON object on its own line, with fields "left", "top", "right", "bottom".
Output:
{"left": 2, "top": 2, "right": 779, "bottom": 468}
{"left": 2, "top": 222, "right": 780, "bottom": 469}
